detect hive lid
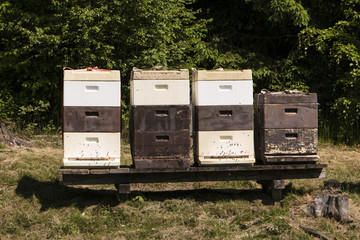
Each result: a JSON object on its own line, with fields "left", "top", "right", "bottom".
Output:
{"left": 131, "top": 69, "right": 189, "bottom": 80}
{"left": 255, "top": 91, "right": 317, "bottom": 104}
{"left": 193, "top": 69, "right": 252, "bottom": 81}
{"left": 64, "top": 69, "right": 121, "bottom": 81}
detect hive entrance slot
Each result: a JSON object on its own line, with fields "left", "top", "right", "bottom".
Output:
{"left": 85, "top": 111, "right": 99, "bottom": 117}
{"left": 155, "top": 110, "right": 169, "bottom": 116}
{"left": 220, "top": 136, "right": 233, "bottom": 141}
{"left": 85, "top": 85, "right": 99, "bottom": 91}
{"left": 219, "top": 110, "right": 232, "bottom": 116}
{"left": 285, "top": 133, "right": 298, "bottom": 139}
{"left": 285, "top": 108, "right": 298, "bottom": 113}
{"left": 155, "top": 84, "right": 168, "bottom": 90}
{"left": 156, "top": 135, "right": 170, "bottom": 141}
{"left": 219, "top": 85, "right": 232, "bottom": 91}
{"left": 86, "top": 137, "right": 99, "bottom": 143}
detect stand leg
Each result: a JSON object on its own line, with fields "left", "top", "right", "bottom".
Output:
{"left": 257, "top": 180, "right": 285, "bottom": 201}
{"left": 115, "top": 184, "right": 130, "bottom": 194}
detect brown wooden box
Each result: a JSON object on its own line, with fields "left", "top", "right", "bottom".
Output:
{"left": 194, "top": 105, "right": 253, "bottom": 131}
{"left": 255, "top": 92, "right": 317, "bottom": 104}
{"left": 131, "top": 105, "right": 191, "bottom": 132}
{"left": 63, "top": 107, "right": 121, "bottom": 132}
{"left": 256, "top": 128, "right": 318, "bottom": 160}
{"left": 131, "top": 130, "right": 191, "bottom": 168}
{"left": 257, "top": 103, "right": 318, "bottom": 129}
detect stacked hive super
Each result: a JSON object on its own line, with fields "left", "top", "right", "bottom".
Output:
{"left": 130, "top": 69, "right": 191, "bottom": 169}
{"left": 254, "top": 91, "right": 319, "bottom": 164}
{"left": 193, "top": 70, "right": 255, "bottom": 166}
{"left": 63, "top": 69, "right": 121, "bottom": 167}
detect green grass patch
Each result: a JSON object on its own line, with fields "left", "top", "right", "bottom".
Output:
{"left": 0, "top": 141, "right": 360, "bottom": 239}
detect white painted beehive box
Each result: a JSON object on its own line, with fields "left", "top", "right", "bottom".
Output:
{"left": 195, "top": 130, "right": 255, "bottom": 165}
{"left": 63, "top": 132, "right": 121, "bottom": 167}
{"left": 192, "top": 70, "right": 253, "bottom": 106}
{"left": 130, "top": 69, "right": 189, "bottom": 106}
{"left": 63, "top": 70, "right": 121, "bottom": 107}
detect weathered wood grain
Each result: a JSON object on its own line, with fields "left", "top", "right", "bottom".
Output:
{"left": 194, "top": 105, "right": 253, "bottom": 131}
{"left": 258, "top": 155, "right": 320, "bottom": 164}
{"left": 257, "top": 128, "right": 318, "bottom": 157}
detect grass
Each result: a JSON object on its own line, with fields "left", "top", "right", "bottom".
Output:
{"left": 1, "top": 139, "right": 360, "bottom": 239}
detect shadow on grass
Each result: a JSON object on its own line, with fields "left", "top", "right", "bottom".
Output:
{"left": 16, "top": 175, "right": 276, "bottom": 211}
{"left": 130, "top": 188, "right": 276, "bottom": 205}
{"left": 324, "top": 179, "right": 360, "bottom": 194}
{"left": 15, "top": 175, "right": 121, "bottom": 211}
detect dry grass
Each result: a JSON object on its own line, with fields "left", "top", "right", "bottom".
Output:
{"left": 0, "top": 139, "right": 360, "bottom": 239}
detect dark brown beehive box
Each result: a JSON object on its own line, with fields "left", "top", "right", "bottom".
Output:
{"left": 63, "top": 107, "right": 121, "bottom": 132}
{"left": 194, "top": 105, "right": 253, "bottom": 131}
{"left": 254, "top": 92, "right": 319, "bottom": 164}
{"left": 131, "top": 130, "right": 191, "bottom": 168}
{"left": 130, "top": 105, "right": 192, "bottom": 169}
{"left": 131, "top": 105, "right": 191, "bottom": 131}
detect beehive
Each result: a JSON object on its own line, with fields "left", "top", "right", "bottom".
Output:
{"left": 192, "top": 70, "right": 255, "bottom": 165}
{"left": 130, "top": 69, "right": 191, "bottom": 169}
{"left": 63, "top": 69, "right": 121, "bottom": 167}
{"left": 254, "top": 91, "right": 319, "bottom": 164}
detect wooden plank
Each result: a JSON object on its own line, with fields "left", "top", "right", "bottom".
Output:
{"left": 131, "top": 105, "right": 191, "bottom": 131}
{"left": 259, "top": 155, "right": 320, "bottom": 164}
{"left": 259, "top": 103, "right": 318, "bottom": 129}
{"left": 194, "top": 105, "right": 253, "bottom": 131}
{"left": 63, "top": 107, "right": 121, "bottom": 132}
{"left": 255, "top": 93, "right": 317, "bottom": 104}
{"left": 61, "top": 164, "right": 327, "bottom": 185}
{"left": 90, "top": 169, "right": 110, "bottom": 174}
{"left": 131, "top": 69, "right": 188, "bottom": 80}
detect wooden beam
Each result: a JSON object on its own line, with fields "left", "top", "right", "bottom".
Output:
{"left": 60, "top": 164, "right": 326, "bottom": 186}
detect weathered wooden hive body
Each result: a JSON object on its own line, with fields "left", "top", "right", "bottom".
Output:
{"left": 254, "top": 91, "right": 319, "bottom": 164}
{"left": 63, "top": 69, "right": 121, "bottom": 167}
{"left": 130, "top": 69, "right": 191, "bottom": 169}
{"left": 192, "top": 70, "right": 255, "bottom": 165}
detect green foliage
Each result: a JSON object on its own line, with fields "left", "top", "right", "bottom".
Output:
{"left": 0, "top": 0, "right": 208, "bottom": 133}
{"left": 296, "top": 0, "right": 360, "bottom": 144}
{"left": 1, "top": 0, "right": 360, "bottom": 144}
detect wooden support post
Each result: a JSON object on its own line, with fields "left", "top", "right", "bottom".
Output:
{"left": 115, "top": 184, "right": 131, "bottom": 194}
{"left": 258, "top": 180, "right": 285, "bottom": 201}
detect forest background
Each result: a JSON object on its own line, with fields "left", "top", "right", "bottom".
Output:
{"left": 1, "top": 0, "right": 360, "bottom": 145}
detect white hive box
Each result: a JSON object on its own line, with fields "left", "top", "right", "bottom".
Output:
{"left": 192, "top": 70, "right": 253, "bottom": 106}
{"left": 63, "top": 81, "right": 121, "bottom": 107}
{"left": 63, "top": 132, "right": 121, "bottom": 167}
{"left": 195, "top": 130, "right": 255, "bottom": 165}
{"left": 130, "top": 69, "right": 189, "bottom": 106}
{"left": 63, "top": 70, "right": 121, "bottom": 107}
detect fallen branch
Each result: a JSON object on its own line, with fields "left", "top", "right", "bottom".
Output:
{"left": 240, "top": 217, "right": 264, "bottom": 229}
{"left": 299, "top": 225, "right": 331, "bottom": 240}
